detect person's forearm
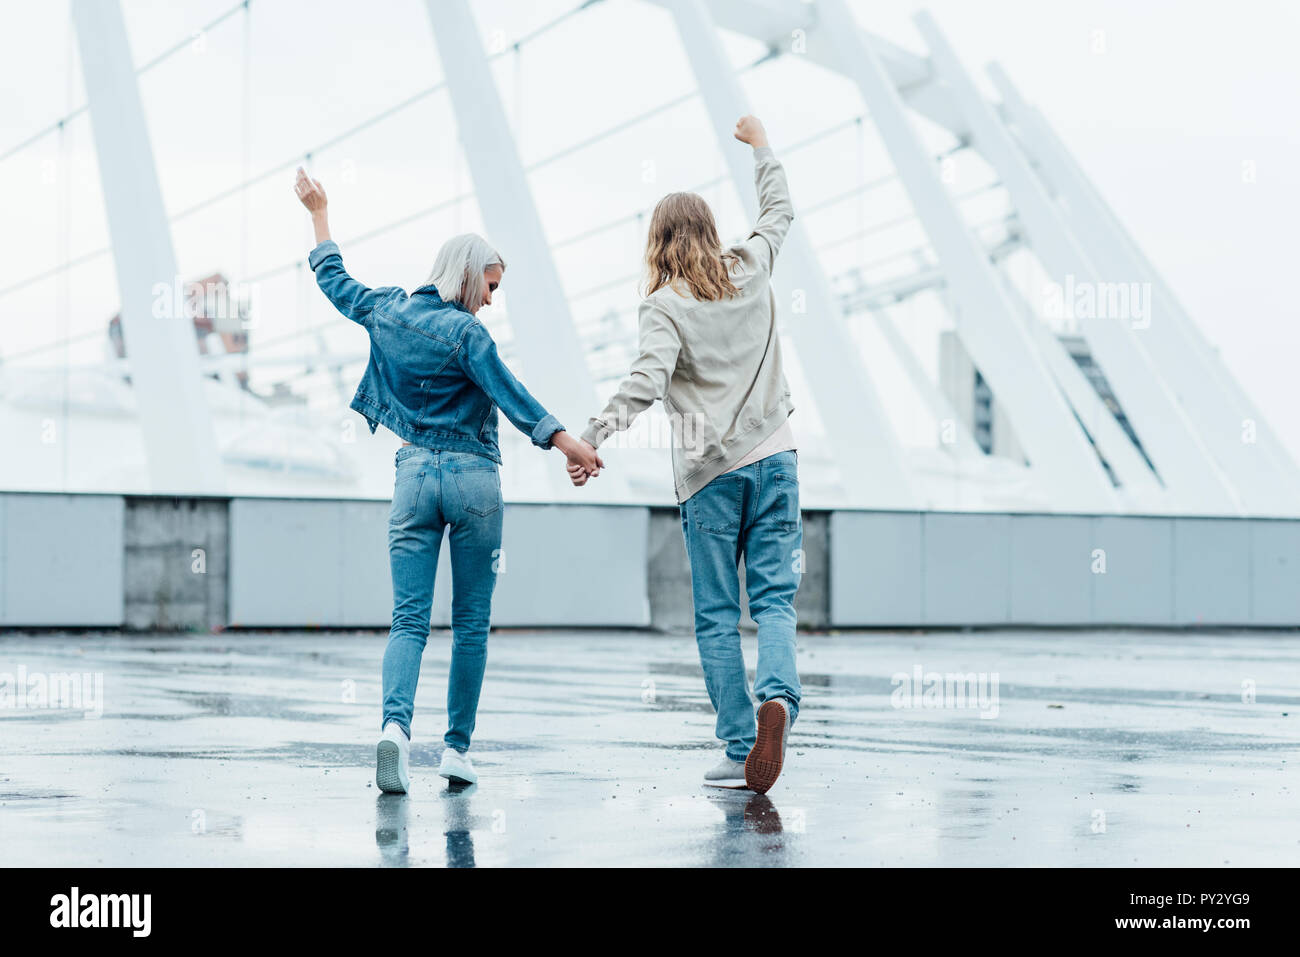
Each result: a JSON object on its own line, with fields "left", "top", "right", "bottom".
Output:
{"left": 581, "top": 306, "right": 679, "bottom": 447}
{"left": 311, "top": 210, "right": 331, "bottom": 246}
{"left": 580, "top": 380, "right": 655, "bottom": 448}
{"left": 551, "top": 429, "right": 574, "bottom": 456}
{"left": 748, "top": 146, "right": 793, "bottom": 267}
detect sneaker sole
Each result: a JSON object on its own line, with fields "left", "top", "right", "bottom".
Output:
{"left": 744, "top": 701, "right": 787, "bottom": 794}
{"left": 439, "top": 757, "right": 478, "bottom": 786}
{"left": 702, "top": 778, "right": 750, "bottom": 790}
{"left": 439, "top": 770, "right": 477, "bottom": 785}
{"left": 376, "top": 739, "right": 409, "bottom": 794}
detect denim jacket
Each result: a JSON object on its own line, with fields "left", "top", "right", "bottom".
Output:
{"left": 308, "top": 240, "right": 563, "bottom": 463}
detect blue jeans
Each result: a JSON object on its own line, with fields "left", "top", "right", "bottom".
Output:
{"left": 382, "top": 446, "right": 502, "bottom": 752}
{"left": 680, "top": 450, "right": 802, "bottom": 762}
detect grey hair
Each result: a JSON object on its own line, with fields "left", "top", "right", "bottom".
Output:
{"left": 424, "top": 233, "right": 505, "bottom": 308}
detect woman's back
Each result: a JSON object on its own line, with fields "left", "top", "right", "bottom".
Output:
{"left": 308, "top": 240, "right": 563, "bottom": 463}
{"left": 580, "top": 144, "right": 795, "bottom": 502}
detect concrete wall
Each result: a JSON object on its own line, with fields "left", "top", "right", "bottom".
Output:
{"left": 124, "top": 497, "right": 227, "bottom": 631}
{"left": 228, "top": 498, "right": 650, "bottom": 628}
{"left": 228, "top": 498, "right": 392, "bottom": 628}
{"left": 430, "top": 504, "right": 650, "bottom": 628}
{"left": 645, "top": 508, "right": 829, "bottom": 634}
{"left": 1, "top": 492, "right": 1296, "bottom": 630}
{"left": 0, "top": 493, "right": 123, "bottom": 626}
{"left": 830, "top": 510, "right": 1300, "bottom": 627}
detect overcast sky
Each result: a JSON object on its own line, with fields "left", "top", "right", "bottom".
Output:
{"left": 2, "top": 0, "right": 1298, "bottom": 474}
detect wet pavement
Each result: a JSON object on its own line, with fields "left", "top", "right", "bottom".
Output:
{"left": 1, "top": 628, "right": 1297, "bottom": 867}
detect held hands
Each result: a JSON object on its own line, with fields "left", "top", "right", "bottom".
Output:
{"left": 552, "top": 431, "right": 603, "bottom": 486}
{"left": 733, "top": 115, "right": 768, "bottom": 150}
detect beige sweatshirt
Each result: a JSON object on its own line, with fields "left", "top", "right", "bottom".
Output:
{"left": 580, "top": 146, "right": 796, "bottom": 503}
{"left": 724, "top": 416, "right": 796, "bottom": 474}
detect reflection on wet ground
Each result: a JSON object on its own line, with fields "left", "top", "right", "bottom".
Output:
{"left": 1, "top": 628, "right": 1296, "bottom": 866}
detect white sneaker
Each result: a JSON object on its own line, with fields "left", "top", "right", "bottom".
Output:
{"left": 439, "top": 746, "right": 478, "bottom": 785}
{"left": 702, "top": 756, "right": 749, "bottom": 789}
{"left": 376, "top": 722, "right": 410, "bottom": 794}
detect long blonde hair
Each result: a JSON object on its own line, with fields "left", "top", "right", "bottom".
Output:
{"left": 642, "top": 192, "right": 740, "bottom": 302}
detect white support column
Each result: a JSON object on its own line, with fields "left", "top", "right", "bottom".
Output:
{"left": 643, "top": 0, "right": 968, "bottom": 136}
{"left": 1001, "top": 279, "right": 1163, "bottom": 499}
{"left": 425, "top": 1, "right": 605, "bottom": 473}
{"left": 664, "top": 0, "right": 915, "bottom": 508}
{"left": 912, "top": 13, "right": 1236, "bottom": 513}
{"left": 865, "top": 308, "right": 982, "bottom": 460}
{"left": 816, "top": 0, "right": 1116, "bottom": 511}
{"left": 988, "top": 64, "right": 1300, "bottom": 515}
{"left": 71, "top": 0, "right": 224, "bottom": 495}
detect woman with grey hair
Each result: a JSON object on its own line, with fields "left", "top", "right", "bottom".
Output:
{"left": 295, "top": 167, "right": 602, "bottom": 793}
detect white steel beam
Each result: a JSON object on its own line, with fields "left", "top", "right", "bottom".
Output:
{"left": 1000, "top": 278, "right": 1164, "bottom": 500}
{"left": 425, "top": 0, "right": 617, "bottom": 494}
{"left": 845, "top": 246, "right": 1162, "bottom": 494}
{"left": 988, "top": 64, "right": 1300, "bottom": 515}
{"left": 816, "top": 0, "right": 1116, "bottom": 511}
{"left": 913, "top": 13, "right": 1237, "bottom": 513}
{"left": 642, "top": 0, "right": 967, "bottom": 136}
{"left": 664, "top": 0, "right": 916, "bottom": 508}
{"left": 71, "top": 0, "right": 224, "bottom": 495}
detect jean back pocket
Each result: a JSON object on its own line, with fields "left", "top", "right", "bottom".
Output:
{"left": 688, "top": 473, "right": 745, "bottom": 536}
{"left": 452, "top": 467, "right": 502, "bottom": 517}
{"left": 390, "top": 466, "right": 427, "bottom": 525}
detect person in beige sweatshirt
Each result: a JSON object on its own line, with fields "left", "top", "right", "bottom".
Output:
{"left": 569, "top": 116, "right": 802, "bottom": 795}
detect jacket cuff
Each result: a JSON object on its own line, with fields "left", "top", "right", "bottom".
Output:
{"left": 308, "top": 239, "right": 341, "bottom": 271}
{"left": 531, "top": 414, "right": 564, "bottom": 450}
{"left": 580, "top": 419, "right": 612, "bottom": 448}
{"left": 753, "top": 145, "right": 775, "bottom": 161}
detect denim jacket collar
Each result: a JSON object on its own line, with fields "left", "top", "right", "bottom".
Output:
{"left": 412, "top": 284, "right": 471, "bottom": 314}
